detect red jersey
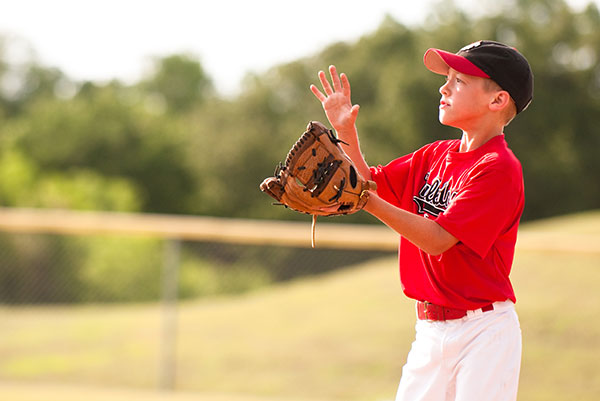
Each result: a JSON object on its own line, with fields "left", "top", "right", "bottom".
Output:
{"left": 370, "top": 135, "right": 524, "bottom": 310}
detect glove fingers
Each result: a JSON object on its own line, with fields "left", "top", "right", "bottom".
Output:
{"left": 260, "top": 177, "right": 284, "bottom": 202}
{"left": 260, "top": 120, "right": 375, "bottom": 217}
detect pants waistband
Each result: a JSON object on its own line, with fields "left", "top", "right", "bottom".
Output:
{"left": 416, "top": 300, "right": 514, "bottom": 321}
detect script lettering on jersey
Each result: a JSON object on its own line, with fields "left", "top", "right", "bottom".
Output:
{"left": 413, "top": 173, "right": 458, "bottom": 217}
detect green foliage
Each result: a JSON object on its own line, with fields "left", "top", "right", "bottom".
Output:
{"left": 0, "top": 149, "right": 37, "bottom": 205}
{"left": 0, "top": 148, "right": 140, "bottom": 211}
{"left": 0, "top": 0, "right": 599, "bottom": 304}
{"left": 139, "top": 53, "right": 214, "bottom": 113}
{"left": 1, "top": 0, "right": 598, "bottom": 221}
{"left": 7, "top": 83, "right": 196, "bottom": 213}
{"left": 32, "top": 171, "right": 140, "bottom": 211}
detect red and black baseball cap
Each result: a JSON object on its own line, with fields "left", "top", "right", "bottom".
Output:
{"left": 424, "top": 40, "right": 534, "bottom": 114}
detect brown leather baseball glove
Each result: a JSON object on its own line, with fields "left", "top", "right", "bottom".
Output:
{"left": 260, "top": 121, "right": 376, "bottom": 245}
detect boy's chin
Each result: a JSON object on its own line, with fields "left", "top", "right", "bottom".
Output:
{"left": 438, "top": 113, "right": 457, "bottom": 128}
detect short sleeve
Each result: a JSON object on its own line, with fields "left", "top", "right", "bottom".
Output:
{"left": 369, "top": 143, "right": 437, "bottom": 208}
{"left": 369, "top": 155, "right": 412, "bottom": 207}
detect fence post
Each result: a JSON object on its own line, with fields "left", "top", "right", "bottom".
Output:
{"left": 159, "top": 237, "right": 181, "bottom": 390}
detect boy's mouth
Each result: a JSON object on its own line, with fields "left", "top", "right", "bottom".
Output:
{"left": 440, "top": 100, "right": 450, "bottom": 109}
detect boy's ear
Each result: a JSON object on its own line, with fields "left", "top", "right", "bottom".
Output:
{"left": 489, "top": 90, "right": 511, "bottom": 111}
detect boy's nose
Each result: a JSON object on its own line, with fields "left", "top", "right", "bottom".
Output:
{"left": 439, "top": 81, "right": 450, "bottom": 95}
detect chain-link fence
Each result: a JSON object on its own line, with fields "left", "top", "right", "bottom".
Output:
{"left": 2, "top": 208, "right": 600, "bottom": 401}
{"left": 0, "top": 231, "right": 395, "bottom": 305}
{"left": 0, "top": 208, "right": 398, "bottom": 399}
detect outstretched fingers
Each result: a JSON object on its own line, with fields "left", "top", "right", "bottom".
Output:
{"left": 310, "top": 65, "right": 354, "bottom": 107}
{"left": 329, "top": 65, "right": 343, "bottom": 92}
{"left": 318, "top": 70, "right": 333, "bottom": 95}
{"left": 310, "top": 84, "right": 326, "bottom": 102}
{"left": 340, "top": 73, "right": 351, "bottom": 97}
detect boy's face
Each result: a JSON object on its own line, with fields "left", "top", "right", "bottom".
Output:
{"left": 438, "top": 68, "right": 496, "bottom": 130}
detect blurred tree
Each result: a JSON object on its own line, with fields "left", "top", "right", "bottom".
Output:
{"left": 139, "top": 54, "right": 214, "bottom": 113}
{"left": 1, "top": 0, "right": 600, "bottom": 303}
{"left": 10, "top": 83, "right": 196, "bottom": 213}
{"left": 0, "top": 0, "right": 599, "bottom": 223}
{"left": 0, "top": 147, "right": 140, "bottom": 211}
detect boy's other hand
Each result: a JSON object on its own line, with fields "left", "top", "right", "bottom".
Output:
{"left": 310, "top": 65, "right": 360, "bottom": 133}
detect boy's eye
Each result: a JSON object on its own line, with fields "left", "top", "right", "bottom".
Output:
{"left": 444, "top": 76, "right": 463, "bottom": 84}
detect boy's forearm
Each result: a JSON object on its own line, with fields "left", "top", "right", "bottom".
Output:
{"left": 335, "top": 124, "right": 372, "bottom": 181}
{"left": 364, "top": 194, "right": 458, "bottom": 255}
{"left": 335, "top": 122, "right": 455, "bottom": 256}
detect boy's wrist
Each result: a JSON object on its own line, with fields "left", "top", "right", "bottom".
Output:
{"left": 332, "top": 123, "right": 357, "bottom": 140}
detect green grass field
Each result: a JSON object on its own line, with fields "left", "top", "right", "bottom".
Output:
{"left": 1, "top": 211, "right": 599, "bottom": 401}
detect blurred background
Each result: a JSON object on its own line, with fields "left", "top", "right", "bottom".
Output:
{"left": 0, "top": 0, "right": 599, "bottom": 400}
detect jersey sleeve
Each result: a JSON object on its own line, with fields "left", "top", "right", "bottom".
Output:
{"left": 435, "top": 165, "right": 524, "bottom": 258}
{"left": 369, "top": 144, "right": 433, "bottom": 207}
{"left": 369, "top": 155, "right": 412, "bottom": 207}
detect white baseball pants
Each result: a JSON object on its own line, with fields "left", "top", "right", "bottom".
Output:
{"left": 395, "top": 301, "right": 521, "bottom": 401}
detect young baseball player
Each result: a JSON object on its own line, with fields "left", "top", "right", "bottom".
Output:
{"left": 311, "top": 40, "right": 533, "bottom": 400}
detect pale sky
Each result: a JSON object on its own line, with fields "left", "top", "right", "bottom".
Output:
{"left": 0, "top": 0, "right": 597, "bottom": 96}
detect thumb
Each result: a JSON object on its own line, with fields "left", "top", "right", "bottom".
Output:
{"left": 350, "top": 104, "right": 360, "bottom": 119}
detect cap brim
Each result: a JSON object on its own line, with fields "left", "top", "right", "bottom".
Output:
{"left": 423, "top": 48, "right": 490, "bottom": 78}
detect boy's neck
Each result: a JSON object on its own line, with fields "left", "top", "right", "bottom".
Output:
{"left": 459, "top": 127, "right": 503, "bottom": 152}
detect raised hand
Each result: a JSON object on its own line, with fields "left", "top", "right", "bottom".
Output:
{"left": 310, "top": 65, "right": 360, "bottom": 133}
